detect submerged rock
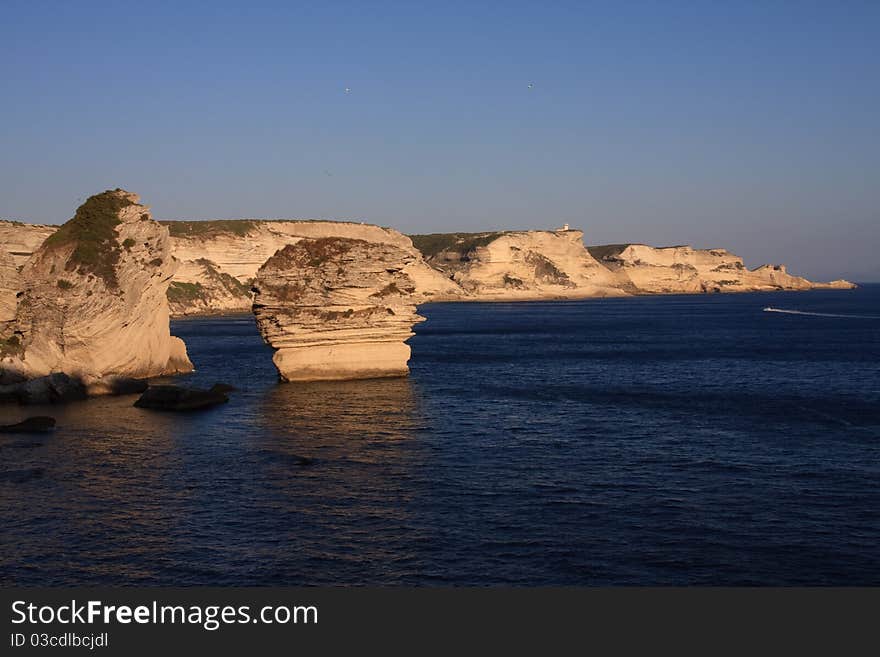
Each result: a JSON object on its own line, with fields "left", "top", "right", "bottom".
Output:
{"left": 0, "top": 416, "right": 56, "bottom": 433}
{"left": 134, "top": 385, "right": 229, "bottom": 411}
{"left": 0, "top": 373, "right": 88, "bottom": 404}
{"left": 0, "top": 189, "right": 193, "bottom": 392}
{"left": 252, "top": 238, "right": 426, "bottom": 382}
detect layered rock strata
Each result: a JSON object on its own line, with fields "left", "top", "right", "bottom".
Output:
{"left": 0, "top": 190, "right": 192, "bottom": 394}
{"left": 0, "top": 249, "right": 18, "bottom": 327}
{"left": 586, "top": 244, "right": 857, "bottom": 294}
{"left": 1, "top": 219, "right": 856, "bottom": 318}
{"left": 252, "top": 238, "right": 425, "bottom": 382}
{"left": 0, "top": 220, "right": 56, "bottom": 267}
{"left": 165, "top": 219, "right": 463, "bottom": 312}
{"left": 412, "top": 229, "right": 630, "bottom": 299}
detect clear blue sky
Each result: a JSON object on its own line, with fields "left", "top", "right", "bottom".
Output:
{"left": 2, "top": 1, "right": 878, "bottom": 280}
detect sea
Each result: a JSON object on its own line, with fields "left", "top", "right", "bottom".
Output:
{"left": 2, "top": 285, "right": 878, "bottom": 585}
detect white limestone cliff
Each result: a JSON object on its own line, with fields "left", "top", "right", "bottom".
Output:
{"left": 587, "top": 244, "right": 857, "bottom": 294}
{"left": 0, "top": 190, "right": 192, "bottom": 393}
{"left": 415, "top": 229, "right": 631, "bottom": 299}
{"left": 252, "top": 238, "right": 425, "bottom": 382}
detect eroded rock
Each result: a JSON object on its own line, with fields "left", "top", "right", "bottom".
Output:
{"left": 134, "top": 384, "right": 229, "bottom": 411}
{"left": 253, "top": 238, "right": 425, "bottom": 382}
{"left": 587, "top": 244, "right": 857, "bottom": 294}
{"left": 0, "top": 190, "right": 193, "bottom": 393}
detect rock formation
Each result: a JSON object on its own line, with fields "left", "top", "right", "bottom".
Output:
{"left": 1, "top": 215, "right": 856, "bottom": 319}
{"left": 412, "top": 229, "right": 630, "bottom": 299}
{"left": 586, "top": 244, "right": 857, "bottom": 294}
{"left": 165, "top": 219, "right": 463, "bottom": 314}
{"left": 0, "top": 220, "right": 56, "bottom": 268}
{"left": 252, "top": 238, "right": 425, "bottom": 382}
{"left": 0, "top": 189, "right": 192, "bottom": 395}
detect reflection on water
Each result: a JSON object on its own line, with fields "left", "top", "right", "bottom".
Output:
{"left": 259, "top": 376, "right": 421, "bottom": 442}
{"left": 1, "top": 367, "right": 428, "bottom": 585}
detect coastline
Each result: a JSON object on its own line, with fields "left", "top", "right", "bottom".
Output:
{"left": 167, "top": 284, "right": 863, "bottom": 320}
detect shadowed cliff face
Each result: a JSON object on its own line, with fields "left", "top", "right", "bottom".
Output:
{"left": 0, "top": 190, "right": 192, "bottom": 393}
{"left": 252, "top": 238, "right": 425, "bottom": 382}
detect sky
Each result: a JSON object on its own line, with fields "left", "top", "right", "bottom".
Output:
{"left": 1, "top": 1, "right": 878, "bottom": 281}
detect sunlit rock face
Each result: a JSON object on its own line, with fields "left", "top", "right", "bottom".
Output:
{"left": 413, "top": 229, "right": 631, "bottom": 300}
{"left": 587, "top": 244, "right": 857, "bottom": 294}
{"left": 166, "top": 257, "right": 254, "bottom": 316}
{"left": 0, "top": 249, "right": 18, "bottom": 327}
{"left": 0, "top": 189, "right": 192, "bottom": 392}
{"left": 165, "top": 219, "right": 463, "bottom": 315}
{"left": 0, "top": 220, "right": 56, "bottom": 268}
{"left": 252, "top": 238, "right": 425, "bottom": 382}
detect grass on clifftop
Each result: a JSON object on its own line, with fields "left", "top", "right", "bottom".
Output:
{"left": 409, "top": 232, "right": 506, "bottom": 259}
{"left": 42, "top": 190, "right": 135, "bottom": 288}
{"left": 161, "top": 220, "right": 258, "bottom": 238}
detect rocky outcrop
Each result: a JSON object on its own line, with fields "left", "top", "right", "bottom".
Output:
{"left": 0, "top": 190, "right": 193, "bottom": 395}
{"left": 412, "top": 229, "right": 631, "bottom": 299}
{"left": 134, "top": 384, "right": 229, "bottom": 411}
{"left": 1, "top": 215, "right": 856, "bottom": 319}
{"left": 253, "top": 238, "right": 425, "bottom": 382}
{"left": 166, "top": 219, "right": 463, "bottom": 314}
{"left": 587, "top": 244, "right": 857, "bottom": 294}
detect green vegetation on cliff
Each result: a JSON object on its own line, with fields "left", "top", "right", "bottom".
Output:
{"left": 195, "top": 259, "right": 252, "bottom": 298}
{"left": 42, "top": 190, "right": 135, "bottom": 288}
{"left": 166, "top": 281, "right": 207, "bottom": 304}
{"left": 409, "top": 232, "right": 506, "bottom": 259}
{"left": 161, "top": 220, "right": 258, "bottom": 238}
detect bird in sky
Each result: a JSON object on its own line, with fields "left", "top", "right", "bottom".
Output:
{"left": 344, "top": 87, "right": 351, "bottom": 94}
{"left": 527, "top": 83, "right": 534, "bottom": 90}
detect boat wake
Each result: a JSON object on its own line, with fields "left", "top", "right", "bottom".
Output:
{"left": 763, "top": 307, "right": 879, "bottom": 319}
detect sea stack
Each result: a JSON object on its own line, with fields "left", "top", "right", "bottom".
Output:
{"left": 0, "top": 189, "right": 193, "bottom": 394}
{"left": 252, "top": 237, "right": 425, "bottom": 382}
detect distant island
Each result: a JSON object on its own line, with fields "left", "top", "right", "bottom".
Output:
{"left": 0, "top": 189, "right": 855, "bottom": 400}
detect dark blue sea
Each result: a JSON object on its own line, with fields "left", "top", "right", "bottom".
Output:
{"left": 2, "top": 286, "right": 879, "bottom": 585}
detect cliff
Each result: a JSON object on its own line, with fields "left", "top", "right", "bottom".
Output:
{"left": 412, "top": 229, "right": 630, "bottom": 299}
{"left": 252, "top": 238, "right": 425, "bottom": 382}
{"left": 586, "top": 243, "right": 857, "bottom": 294}
{"left": 0, "top": 190, "right": 192, "bottom": 395}
{"left": 0, "top": 249, "right": 18, "bottom": 327}
{"left": 0, "top": 220, "right": 56, "bottom": 268}
{"left": 167, "top": 258, "right": 253, "bottom": 316}
{"left": 1, "top": 219, "right": 856, "bottom": 318}
{"left": 165, "top": 219, "right": 463, "bottom": 314}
